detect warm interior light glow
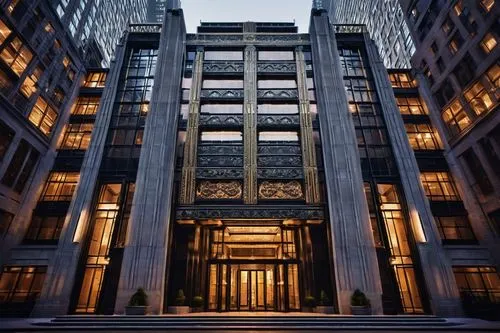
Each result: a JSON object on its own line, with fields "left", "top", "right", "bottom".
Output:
{"left": 410, "top": 209, "right": 427, "bottom": 243}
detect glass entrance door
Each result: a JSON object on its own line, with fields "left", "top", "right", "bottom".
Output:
{"left": 239, "top": 270, "right": 267, "bottom": 311}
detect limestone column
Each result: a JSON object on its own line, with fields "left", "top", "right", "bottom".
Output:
{"left": 309, "top": 10, "right": 383, "bottom": 314}
{"left": 114, "top": 8, "right": 186, "bottom": 314}
{"left": 31, "top": 36, "right": 128, "bottom": 317}
{"left": 243, "top": 45, "right": 258, "bottom": 204}
{"left": 364, "top": 36, "right": 463, "bottom": 316}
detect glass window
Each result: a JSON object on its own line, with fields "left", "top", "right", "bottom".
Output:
{"left": 83, "top": 71, "right": 107, "bottom": 88}
{"left": 448, "top": 33, "right": 464, "bottom": 55}
{"left": 434, "top": 216, "right": 475, "bottom": 242}
{"left": 464, "top": 81, "right": 494, "bottom": 115}
{"left": 420, "top": 172, "right": 461, "bottom": 201}
{"left": 201, "top": 131, "right": 242, "bottom": 142}
{"left": 0, "top": 19, "right": 12, "bottom": 44}
{"left": 442, "top": 99, "right": 471, "bottom": 136}
{"left": 480, "top": 33, "right": 498, "bottom": 54}
{"left": 404, "top": 123, "right": 442, "bottom": 150}
{"left": 258, "top": 80, "right": 297, "bottom": 89}
{"left": 453, "top": 266, "right": 500, "bottom": 304}
{"left": 59, "top": 123, "right": 93, "bottom": 150}
{"left": 396, "top": 97, "right": 426, "bottom": 115}
{"left": 0, "top": 266, "right": 47, "bottom": 304}
{"left": 258, "top": 131, "right": 299, "bottom": 142}
{"left": 480, "top": 0, "right": 495, "bottom": 12}
{"left": 258, "top": 51, "right": 294, "bottom": 61}
{"left": 200, "top": 104, "right": 242, "bottom": 114}
{"left": 0, "top": 209, "right": 14, "bottom": 237}
{"left": 40, "top": 172, "right": 80, "bottom": 201}
{"left": 0, "top": 119, "right": 15, "bottom": 161}
{"left": 486, "top": 63, "right": 499, "bottom": 89}
{"left": 0, "top": 37, "right": 32, "bottom": 76}
{"left": 24, "top": 216, "right": 65, "bottom": 242}
{"left": 388, "top": 72, "right": 416, "bottom": 88}
{"left": 1, "top": 139, "right": 39, "bottom": 193}
{"left": 28, "top": 97, "right": 58, "bottom": 136}
{"left": 71, "top": 97, "right": 100, "bottom": 115}
{"left": 19, "top": 67, "right": 42, "bottom": 98}
{"left": 202, "top": 80, "right": 243, "bottom": 89}
{"left": 257, "top": 104, "right": 299, "bottom": 114}
{"left": 204, "top": 51, "right": 243, "bottom": 61}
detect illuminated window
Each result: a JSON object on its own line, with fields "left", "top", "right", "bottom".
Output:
{"left": 257, "top": 104, "right": 299, "bottom": 114}
{"left": 480, "top": 0, "right": 495, "bottom": 12}
{"left": 480, "top": 33, "right": 498, "bottom": 54}
{"left": 486, "top": 64, "right": 499, "bottom": 88}
{"left": 204, "top": 51, "right": 243, "bottom": 61}
{"left": 25, "top": 216, "right": 65, "bottom": 242}
{"left": 200, "top": 104, "right": 242, "bottom": 114}
{"left": 44, "top": 23, "right": 55, "bottom": 33}
{"left": 40, "top": 172, "right": 80, "bottom": 201}
{"left": 258, "top": 131, "right": 299, "bottom": 142}
{"left": 258, "top": 51, "right": 294, "bottom": 61}
{"left": 464, "top": 81, "right": 494, "bottom": 115}
{"left": 420, "top": 172, "right": 460, "bottom": 201}
{"left": 1, "top": 139, "right": 39, "bottom": 193}
{"left": 71, "top": 97, "right": 100, "bottom": 115}
{"left": 202, "top": 79, "right": 243, "bottom": 89}
{"left": 19, "top": 67, "right": 42, "bottom": 98}
{"left": 0, "top": 19, "right": 12, "bottom": 44}
{"left": 0, "top": 37, "right": 33, "bottom": 76}
{"left": 59, "top": 123, "right": 93, "bottom": 150}
{"left": 83, "top": 72, "right": 107, "bottom": 88}
{"left": 442, "top": 99, "right": 471, "bottom": 136}
{"left": 441, "top": 16, "right": 454, "bottom": 36}
{"left": 388, "top": 72, "right": 416, "bottom": 88}
{"left": 453, "top": 1, "right": 463, "bottom": 16}
{"left": 448, "top": 33, "right": 464, "bottom": 55}
{"left": 0, "top": 266, "right": 46, "bottom": 306}
{"left": 201, "top": 131, "right": 242, "bottom": 142}
{"left": 7, "top": 0, "right": 21, "bottom": 13}
{"left": 258, "top": 80, "right": 297, "bottom": 89}
{"left": 0, "top": 119, "right": 15, "bottom": 161}
{"left": 434, "top": 216, "right": 475, "bottom": 243}
{"left": 396, "top": 97, "right": 426, "bottom": 115}
{"left": 404, "top": 123, "right": 442, "bottom": 150}
{"left": 28, "top": 97, "right": 57, "bottom": 136}
{"left": 453, "top": 267, "right": 500, "bottom": 304}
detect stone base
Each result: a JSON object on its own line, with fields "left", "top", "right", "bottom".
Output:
{"left": 167, "top": 306, "right": 190, "bottom": 314}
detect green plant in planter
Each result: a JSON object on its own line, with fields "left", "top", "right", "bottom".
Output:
{"left": 128, "top": 288, "right": 148, "bottom": 306}
{"left": 351, "top": 289, "right": 370, "bottom": 307}
{"left": 304, "top": 295, "right": 316, "bottom": 308}
{"left": 192, "top": 296, "right": 204, "bottom": 308}
{"left": 318, "top": 290, "right": 331, "bottom": 306}
{"left": 175, "top": 289, "right": 186, "bottom": 306}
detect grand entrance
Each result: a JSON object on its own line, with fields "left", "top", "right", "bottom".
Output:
{"left": 206, "top": 225, "right": 301, "bottom": 311}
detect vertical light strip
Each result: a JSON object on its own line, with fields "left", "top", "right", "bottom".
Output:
{"left": 295, "top": 47, "right": 321, "bottom": 204}
{"left": 180, "top": 49, "right": 204, "bottom": 204}
{"left": 244, "top": 45, "right": 258, "bottom": 204}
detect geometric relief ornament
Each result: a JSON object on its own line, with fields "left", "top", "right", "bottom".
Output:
{"left": 196, "top": 180, "right": 243, "bottom": 199}
{"left": 258, "top": 180, "right": 304, "bottom": 200}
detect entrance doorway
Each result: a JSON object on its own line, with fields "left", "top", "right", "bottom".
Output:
{"left": 238, "top": 270, "right": 269, "bottom": 311}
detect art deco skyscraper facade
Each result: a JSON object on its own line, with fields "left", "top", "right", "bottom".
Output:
{"left": 320, "top": 0, "right": 416, "bottom": 68}
{"left": 147, "top": 0, "right": 167, "bottom": 23}
{"left": 50, "top": 0, "right": 148, "bottom": 66}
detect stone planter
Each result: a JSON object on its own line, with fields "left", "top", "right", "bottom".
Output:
{"left": 351, "top": 305, "right": 371, "bottom": 315}
{"left": 301, "top": 306, "right": 316, "bottom": 313}
{"left": 125, "top": 306, "right": 149, "bottom": 315}
{"left": 167, "top": 306, "right": 190, "bottom": 314}
{"left": 190, "top": 306, "right": 203, "bottom": 313}
{"left": 316, "top": 305, "right": 334, "bottom": 314}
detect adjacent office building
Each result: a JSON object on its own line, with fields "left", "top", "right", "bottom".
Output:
{"left": 147, "top": 0, "right": 167, "bottom": 23}
{"left": 1, "top": 3, "right": 499, "bottom": 318}
{"left": 321, "top": 0, "right": 416, "bottom": 69}
{"left": 50, "top": 0, "right": 148, "bottom": 66}
{"left": 398, "top": 0, "right": 500, "bottom": 240}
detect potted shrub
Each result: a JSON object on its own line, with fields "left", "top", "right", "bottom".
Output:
{"left": 302, "top": 295, "right": 316, "bottom": 312}
{"left": 350, "top": 289, "right": 371, "bottom": 315}
{"left": 316, "top": 290, "right": 334, "bottom": 314}
{"left": 167, "top": 289, "right": 190, "bottom": 314}
{"left": 191, "top": 295, "right": 204, "bottom": 313}
{"left": 125, "top": 288, "right": 149, "bottom": 315}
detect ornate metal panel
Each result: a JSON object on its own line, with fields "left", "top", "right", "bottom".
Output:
{"left": 198, "top": 145, "right": 244, "bottom": 155}
{"left": 258, "top": 181, "right": 304, "bottom": 200}
{"left": 203, "top": 62, "right": 244, "bottom": 73}
{"left": 186, "top": 33, "right": 310, "bottom": 46}
{"left": 258, "top": 145, "right": 301, "bottom": 155}
{"left": 176, "top": 206, "right": 325, "bottom": 220}
{"left": 198, "top": 156, "right": 244, "bottom": 167}
{"left": 257, "top": 115, "right": 300, "bottom": 126}
{"left": 199, "top": 114, "right": 244, "bottom": 126}
{"left": 200, "top": 89, "right": 244, "bottom": 99}
{"left": 257, "top": 89, "right": 299, "bottom": 99}
{"left": 257, "top": 168, "right": 303, "bottom": 179}
{"left": 257, "top": 62, "right": 296, "bottom": 73}
{"left": 196, "top": 168, "right": 244, "bottom": 179}
{"left": 258, "top": 156, "right": 302, "bottom": 167}
{"left": 196, "top": 180, "right": 242, "bottom": 199}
